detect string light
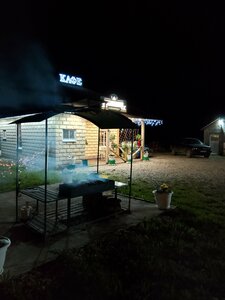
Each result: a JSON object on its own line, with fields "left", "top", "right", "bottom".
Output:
{"left": 131, "top": 118, "right": 163, "bottom": 126}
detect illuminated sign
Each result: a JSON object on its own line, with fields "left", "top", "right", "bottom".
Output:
{"left": 102, "top": 94, "right": 127, "bottom": 112}
{"left": 59, "top": 73, "right": 83, "bottom": 86}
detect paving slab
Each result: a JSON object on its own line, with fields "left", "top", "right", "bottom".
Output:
{"left": 1, "top": 191, "right": 162, "bottom": 278}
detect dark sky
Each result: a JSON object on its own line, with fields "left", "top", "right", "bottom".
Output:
{"left": 1, "top": 1, "right": 225, "bottom": 140}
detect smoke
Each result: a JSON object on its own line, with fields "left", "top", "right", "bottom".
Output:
{"left": 61, "top": 164, "right": 107, "bottom": 185}
{"left": 0, "top": 36, "right": 60, "bottom": 112}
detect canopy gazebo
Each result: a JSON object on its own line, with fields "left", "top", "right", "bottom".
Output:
{"left": 11, "top": 107, "right": 138, "bottom": 238}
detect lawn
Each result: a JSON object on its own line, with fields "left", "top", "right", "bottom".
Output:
{"left": 0, "top": 158, "right": 61, "bottom": 193}
{"left": 1, "top": 161, "right": 225, "bottom": 299}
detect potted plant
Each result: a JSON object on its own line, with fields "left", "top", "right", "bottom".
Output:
{"left": 152, "top": 183, "right": 173, "bottom": 209}
{"left": 121, "top": 141, "right": 132, "bottom": 162}
{"left": 109, "top": 133, "right": 118, "bottom": 152}
{"left": 108, "top": 133, "right": 117, "bottom": 165}
{"left": 135, "top": 134, "right": 141, "bottom": 158}
{"left": 143, "top": 149, "right": 149, "bottom": 161}
{"left": 108, "top": 154, "right": 116, "bottom": 165}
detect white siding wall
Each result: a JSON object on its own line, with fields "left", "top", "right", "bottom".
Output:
{"left": 0, "top": 124, "right": 17, "bottom": 159}
{"left": 0, "top": 114, "right": 120, "bottom": 167}
{"left": 0, "top": 114, "right": 87, "bottom": 168}
{"left": 84, "top": 120, "right": 99, "bottom": 159}
{"left": 21, "top": 121, "right": 49, "bottom": 169}
{"left": 53, "top": 114, "right": 86, "bottom": 167}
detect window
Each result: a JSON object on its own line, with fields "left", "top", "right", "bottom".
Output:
{"left": 2, "top": 130, "right": 7, "bottom": 141}
{"left": 63, "top": 129, "right": 76, "bottom": 142}
{"left": 18, "top": 124, "right": 22, "bottom": 149}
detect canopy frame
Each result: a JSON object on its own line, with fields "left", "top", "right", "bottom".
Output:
{"left": 14, "top": 108, "right": 136, "bottom": 238}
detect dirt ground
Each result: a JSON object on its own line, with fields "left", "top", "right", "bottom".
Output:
{"left": 96, "top": 152, "right": 225, "bottom": 189}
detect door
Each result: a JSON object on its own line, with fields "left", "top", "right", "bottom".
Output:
{"left": 99, "top": 130, "right": 107, "bottom": 159}
{"left": 210, "top": 134, "right": 219, "bottom": 154}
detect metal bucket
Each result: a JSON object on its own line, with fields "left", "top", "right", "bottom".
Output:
{"left": 62, "top": 167, "right": 74, "bottom": 184}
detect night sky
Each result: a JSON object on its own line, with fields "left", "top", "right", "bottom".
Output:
{"left": 1, "top": 1, "right": 225, "bottom": 142}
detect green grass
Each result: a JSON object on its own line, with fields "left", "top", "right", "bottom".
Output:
{"left": 1, "top": 165, "right": 225, "bottom": 299}
{"left": 0, "top": 159, "right": 61, "bottom": 193}
{"left": 1, "top": 208, "right": 225, "bottom": 300}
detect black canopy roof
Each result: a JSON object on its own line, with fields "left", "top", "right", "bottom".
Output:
{"left": 11, "top": 107, "right": 138, "bottom": 129}
{"left": 74, "top": 109, "right": 138, "bottom": 129}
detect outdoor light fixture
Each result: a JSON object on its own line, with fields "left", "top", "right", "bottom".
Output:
{"left": 110, "top": 94, "right": 118, "bottom": 101}
{"left": 218, "top": 118, "right": 224, "bottom": 128}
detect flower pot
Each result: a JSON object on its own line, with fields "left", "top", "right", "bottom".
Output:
{"left": 152, "top": 190, "right": 173, "bottom": 209}
{"left": 108, "top": 155, "right": 116, "bottom": 165}
{"left": 143, "top": 151, "right": 149, "bottom": 161}
{"left": 0, "top": 236, "right": 11, "bottom": 275}
{"left": 127, "top": 154, "right": 131, "bottom": 163}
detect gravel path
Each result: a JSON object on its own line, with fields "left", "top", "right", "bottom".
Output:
{"left": 95, "top": 153, "right": 225, "bottom": 189}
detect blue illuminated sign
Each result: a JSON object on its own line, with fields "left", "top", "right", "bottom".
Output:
{"left": 59, "top": 73, "right": 83, "bottom": 86}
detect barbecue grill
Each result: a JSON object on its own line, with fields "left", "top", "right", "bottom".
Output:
{"left": 58, "top": 177, "right": 115, "bottom": 198}
{"left": 20, "top": 176, "right": 119, "bottom": 236}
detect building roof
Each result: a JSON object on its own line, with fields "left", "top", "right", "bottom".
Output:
{"left": 201, "top": 116, "right": 225, "bottom": 130}
{"left": 0, "top": 83, "right": 103, "bottom": 119}
{"left": 0, "top": 80, "right": 159, "bottom": 129}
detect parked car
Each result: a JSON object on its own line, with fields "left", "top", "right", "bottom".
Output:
{"left": 170, "top": 137, "right": 212, "bottom": 158}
